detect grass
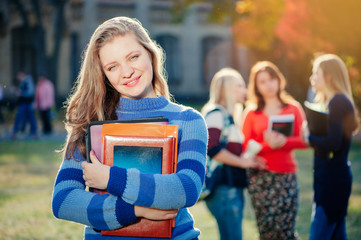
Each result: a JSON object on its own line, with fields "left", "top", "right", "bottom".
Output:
{"left": 0, "top": 141, "right": 84, "bottom": 240}
{"left": 0, "top": 140, "right": 360, "bottom": 239}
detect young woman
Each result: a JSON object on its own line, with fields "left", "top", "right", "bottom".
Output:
{"left": 307, "top": 54, "right": 359, "bottom": 240}
{"left": 241, "top": 61, "right": 308, "bottom": 240}
{"left": 201, "top": 68, "right": 264, "bottom": 240}
{"left": 51, "top": 16, "right": 208, "bottom": 240}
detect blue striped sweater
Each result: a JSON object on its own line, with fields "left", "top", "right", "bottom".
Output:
{"left": 52, "top": 96, "right": 208, "bottom": 240}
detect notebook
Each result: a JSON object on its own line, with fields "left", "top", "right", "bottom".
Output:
{"left": 304, "top": 101, "right": 328, "bottom": 136}
{"left": 268, "top": 114, "right": 295, "bottom": 136}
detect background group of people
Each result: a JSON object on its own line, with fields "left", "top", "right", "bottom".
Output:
{"left": 50, "top": 16, "right": 359, "bottom": 240}
{"left": 10, "top": 71, "right": 55, "bottom": 139}
{"left": 202, "top": 55, "right": 359, "bottom": 240}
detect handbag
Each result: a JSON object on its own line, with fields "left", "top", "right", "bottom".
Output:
{"left": 198, "top": 107, "right": 231, "bottom": 201}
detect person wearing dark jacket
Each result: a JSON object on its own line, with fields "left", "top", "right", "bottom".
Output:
{"left": 11, "top": 71, "right": 38, "bottom": 139}
{"left": 306, "top": 54, "right": 360, "bottom": 240}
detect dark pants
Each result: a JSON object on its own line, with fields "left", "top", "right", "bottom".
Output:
{"left": 12, "top": 102, "right": 37, "bottom": 136}
{"left": 309, "top": 205, "right": 347, "bottom": 240}
{"left": 39, "top": 109, "right": 52, "bottom": 134}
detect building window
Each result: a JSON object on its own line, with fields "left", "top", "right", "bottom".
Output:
{"left": 155, "top": 35, "right": 181, "bottom": 85}
{"left": 202, "top": 36, "right": 224, "bottom": 85}
{"left": 11, "top": 26, "right": 37, "bottom": 84}
{"left": 70, "top": 32, "right": 80, "bottom": 83}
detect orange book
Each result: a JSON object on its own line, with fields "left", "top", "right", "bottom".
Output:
{"left": 86, "top": 117, "right": 169, "bottom": 163}
{"left": 100, "top": 123, "right": 178, "bottom": 238}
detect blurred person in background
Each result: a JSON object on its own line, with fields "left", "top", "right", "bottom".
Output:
{"left": 11, "top": 70, "right": 38, "bottom": 139}
{"left": 306, "top": 54, "right": 360, "bottom": 240}
{"left": 201, "top": 68, "right": 265, "bottom": 240}
{"left": 241, "top": 61, "right": 308, "bottom": 240}
{"left": 36, "top": 75, "right": 55, "bottom": 135}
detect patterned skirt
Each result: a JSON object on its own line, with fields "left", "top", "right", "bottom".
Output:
{"left": 248, "top": 169, "right": 300, "bottom": 240}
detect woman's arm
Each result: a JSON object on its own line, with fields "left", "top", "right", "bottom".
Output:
{"left": 211, "top": 148, "right": 265, "bottom": 169}
{"left": 309, "top": 95, "right": 352, "bottom": 152}
{"left": 241, "top": 109, "right": 256, "bottom": 151}
{"left": 52, "top": 149, "right": 138, "bottom": 230}
{"left": 206, "top": 110, "right": 264, "bottom": 169}
{"left": 241, "top": 109, "right": 272, "bottom": 154}
{"left": 83, "top": 109, "right": 208, "bottom": 210}
{"left": 116, "top": 110, "right": 208, "bottom": 208}
{"left": 134, "top": 206, "right": 178, "bottom": 220}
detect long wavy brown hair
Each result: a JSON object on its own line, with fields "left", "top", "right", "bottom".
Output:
{"left": 246, "top": 61, "right": 296, "bottom": 111}
{"left": 62, "top": 16, "right": 170, "bottom": 159}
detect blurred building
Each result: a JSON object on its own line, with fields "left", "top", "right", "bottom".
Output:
{"left": 0, "top": 0, "right": 249, "bottom": 104}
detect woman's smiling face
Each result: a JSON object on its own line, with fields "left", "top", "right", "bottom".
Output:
{"left": 99, "top": 33, "right": 156, "bottom": 99}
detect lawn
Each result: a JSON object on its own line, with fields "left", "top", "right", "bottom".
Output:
{"left": 0, "top": 140, "right": 360, "bottom": 239}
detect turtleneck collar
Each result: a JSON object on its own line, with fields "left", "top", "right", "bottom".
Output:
{"left": 117, "top": 95, "right": 169, "bottom": 112}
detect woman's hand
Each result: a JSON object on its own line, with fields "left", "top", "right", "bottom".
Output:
{"left": 134, "top": 206, "right": 178, "bottom": 220}
{"left": 264, "top": 130, "right": 286, "bottom": 149}
{"left": 254, "top": 156, "right": 267, "bottom": 170}
{"left": 240, "top": 154, "right": 266, "bottom": 170}
{"left": 81, "top": 150, "right": 110, "bottom": 190}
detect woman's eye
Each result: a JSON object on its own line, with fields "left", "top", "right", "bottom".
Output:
{"left": 130, "top": 55, "right": 139, "bottom": 61}
{"left": 108, "top": 66, "right": 116, "bottom": 71}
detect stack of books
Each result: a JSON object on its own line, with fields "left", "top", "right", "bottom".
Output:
{"left": 85, "top": 117, "right": 178, "bottom": 238}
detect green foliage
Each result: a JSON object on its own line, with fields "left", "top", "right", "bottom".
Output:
{"left": 344, "top": 56, "right": 361, "bottom": 114}
{"left": 233, "top": 0, "right": 285, "bottom": 51}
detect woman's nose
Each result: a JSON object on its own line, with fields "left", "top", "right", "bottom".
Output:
{"left": 122, "top": 63, "right": 134, "bottom": 78}
{"left": 309, "top": 75, "right": 314, "bottom": 83}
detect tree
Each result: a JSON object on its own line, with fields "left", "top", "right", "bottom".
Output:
{"left": 232, "top": 0, "right": 284, "bottom": 51}
{"left": 7, "top": 0, "right": 67, "bottom": 88}
{"left": 274, "top": 0, "right": 361, "bottom": 108}
{"left": 175, "top": 0, "right": 361, "bottom": 105}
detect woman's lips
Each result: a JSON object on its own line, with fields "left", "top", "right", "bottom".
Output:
{"left": 124, "top": 76, "right": 140, "bottom": 87}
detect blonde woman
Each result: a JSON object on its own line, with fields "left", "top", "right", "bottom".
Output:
{"left": 241, "top": 61, "right": 308, "bottom": 240}
{"left": 307, "top": 54, "right": 359, "bottom": 240}
{"left": 51, "top": 16, "right": 208, "bottom": 239}
{"left": 201, "top": 68, "right": 264, "bottom": 240}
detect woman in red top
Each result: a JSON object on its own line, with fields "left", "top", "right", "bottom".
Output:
{"left": 241, "top": 61, "right": 307, "bottom": 240}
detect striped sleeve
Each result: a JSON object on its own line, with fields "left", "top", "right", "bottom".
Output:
{"left": 205, "top": 110, "right": 224, "bottom": 157}
{"left": 51, "top": 148, "right": 138, "bottom": 230}
{"left": 107, "top": 108, "right": 208, "bottom": 208}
